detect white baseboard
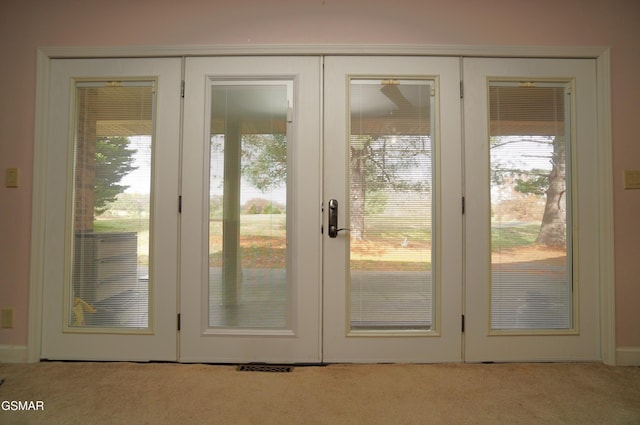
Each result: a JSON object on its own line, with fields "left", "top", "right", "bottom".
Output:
{"left": 3, "top": 344, "right": 636, "bottom": 365}
{"left": 616, "top": 347, "right": 640, "bottom": 366}
{"left": 0, "top": 345, "right": 28, "bottom": 363}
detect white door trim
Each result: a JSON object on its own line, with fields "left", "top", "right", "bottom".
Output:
{"left": 37, "top": 44, "right": 608, "bottom": 59}
{"left": 29, "top": 45, "right": 614, "bottom": 364}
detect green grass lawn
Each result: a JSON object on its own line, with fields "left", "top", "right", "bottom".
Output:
{"left": 491, "top": 223, "right": 540, "bottom": 251}
{"left": 93, "top": 218, "right": 147, "bottom": 233}
{"left": 93, "top": 215, "right": 542, "bottom": 269}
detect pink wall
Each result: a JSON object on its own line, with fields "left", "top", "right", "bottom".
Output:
{"left": 1, "top": 0, "right": 638, "bottom": 350}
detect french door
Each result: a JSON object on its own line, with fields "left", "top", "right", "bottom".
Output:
{"left": 463, "top": 58, "right": 600, "bottom": 362}
{"left": 41, "top": 58, "right": 181, "bottom": 361}
{"left": 322, "top": 57, "right": 463, "bottom": 362}
{"left": 179, "top": 56, "right": 463, "bottom": 363}
{"left": 179, "top": 57, "right": 323, "bottom": 363}
{"left": 39, "top": 54, "right": 601, "bottom": 363}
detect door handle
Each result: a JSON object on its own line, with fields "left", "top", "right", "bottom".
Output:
{"left": 328, "top": 199, "right": 349, "bottom": 238}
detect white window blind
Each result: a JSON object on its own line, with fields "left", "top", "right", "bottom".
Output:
{"left": 70, "top": 81, "right": 154, "bottom": 330}
{"left": 488, "top": 81, "right": 573, "bottom": 331}
{"left": 207, "top": 81, "right": 292, "bottom": 329}
{"left": 348, "top": 79, "right": 435, "bottom": 332}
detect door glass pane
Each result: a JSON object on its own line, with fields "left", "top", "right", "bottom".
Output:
{"left": 70, "top": 81, "right": 154, "bottom": 330}
{"left": 209, "top": 82, "right": 291, "bottom": 329}
{"left": 349, "top": 79, "right": 434, "bottom": 332}
{"left": 489, "top": 81, "right": 573, "bottom": 331}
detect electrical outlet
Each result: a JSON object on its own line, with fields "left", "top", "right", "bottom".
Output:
{"left": 5, "top": 168, "right": 18, "bottom": 188}
{"left": 624, "top": 170, "right": 640, "bottom": 190}
{"left": 1, "top": 308, "right": 14, "bottom": 328}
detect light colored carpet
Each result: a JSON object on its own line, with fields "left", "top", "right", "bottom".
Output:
{"left": 1, "top": 362, "right": 639, "bottom": 424}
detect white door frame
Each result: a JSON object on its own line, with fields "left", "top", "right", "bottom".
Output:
{"left": 29, "top": 44, "right": 615, "bottom": 364}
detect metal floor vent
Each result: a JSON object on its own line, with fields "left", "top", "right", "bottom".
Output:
{"left": 237, "top": 364, "right": 294, "bottom": 373}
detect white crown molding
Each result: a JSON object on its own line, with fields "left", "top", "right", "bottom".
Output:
{"left": 38, "top": 44, "right": 609, "bottom": 60}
